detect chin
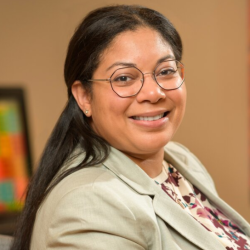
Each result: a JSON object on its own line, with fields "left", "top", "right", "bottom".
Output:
{"left": 134, "top": 138, "right": 171, "bottom": 154}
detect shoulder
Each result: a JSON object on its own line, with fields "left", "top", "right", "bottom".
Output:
{"left": 165, "top": 141, "right": 218, "bottom": 195}
{"left": 165, "top": 141, "right": 208, "bottom": 173}
{"left": 41, "top": 165, "right": 132, "bottom": 216}
{"left": 31, "top": 159, "right": 155, "bottom": 249}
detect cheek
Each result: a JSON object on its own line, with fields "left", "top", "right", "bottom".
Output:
{"left": 181, "top": 84, "right": 187, "bottom": 111}
{"left": 171, "top": 84, "right": 186, "bottom": 107}
{"left": 90, "top": 97, "right": 133, "bottom": 145}
{"left": 90, "top": 90, "right": 132, "bottom": 130}
{"left": 169, "top": 84, "right": 187, "bottom": 122}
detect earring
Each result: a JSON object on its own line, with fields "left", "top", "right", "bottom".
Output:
{"left": 85, "top": 110, "right": 89, "bottom": 114}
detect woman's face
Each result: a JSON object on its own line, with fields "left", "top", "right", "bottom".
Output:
{"left": 81, "top": 28, "right": 186, "bottom": 161}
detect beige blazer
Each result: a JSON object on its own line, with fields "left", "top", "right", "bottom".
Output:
{"left": 31, "top": 142, "right": 250, "bottom": 250}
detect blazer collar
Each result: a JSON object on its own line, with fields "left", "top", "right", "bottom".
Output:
{"left": 102, "top": 145, "right": 250, "bottom": 250}
{"left": 103, "top": 146, "right": 158, "bottom": 196}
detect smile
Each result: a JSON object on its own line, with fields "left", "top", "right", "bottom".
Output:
{"left": 132, "top": 112, "right": 168, "bottom": 121}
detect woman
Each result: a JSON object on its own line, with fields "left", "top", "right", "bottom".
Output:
{"left": 11, "top": 5, "right": 250, "bottom": 250}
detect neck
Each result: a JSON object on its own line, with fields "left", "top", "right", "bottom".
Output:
{"left": 124, "top": 148, "right": 164, "bottom": 178}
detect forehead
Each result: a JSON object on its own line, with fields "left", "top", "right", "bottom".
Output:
{"left": 99, "top": 27, "right": 174, "bottom": 71}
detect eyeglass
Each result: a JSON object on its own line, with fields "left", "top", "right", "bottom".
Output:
{"left": 87, "top": 59, "right": 185, "bottom": 98}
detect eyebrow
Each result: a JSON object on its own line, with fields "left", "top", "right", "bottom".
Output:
{"left": 157, "top": 54, "right": 176, "bottom": 64}
{"left": 106, "top": 54, "right": 176, "bottom": 72}
{"left": 106, "top": 62, "right": 136, "bottom": 71}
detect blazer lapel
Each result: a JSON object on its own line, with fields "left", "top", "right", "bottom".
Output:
{"left": 153, "top": 193, "right": 225, "bottom": 250}
{"left": 164, "top": 145, "right": 250, "bottom": 238}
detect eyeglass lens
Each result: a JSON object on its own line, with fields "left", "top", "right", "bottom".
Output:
{"left": 110, "top": 60, "right": 184, "bottom": 97}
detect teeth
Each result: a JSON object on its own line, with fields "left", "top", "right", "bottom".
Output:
{"left": 133, "top": 113, "right": 164, "bottom": 121}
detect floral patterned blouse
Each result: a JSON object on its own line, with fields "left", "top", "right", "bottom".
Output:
{"left": 154, "top": 161, "right": 250, "bottom": 250}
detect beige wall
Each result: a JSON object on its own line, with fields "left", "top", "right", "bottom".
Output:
{"left": 0, "top": 0, "right": 249, "bottom": 222}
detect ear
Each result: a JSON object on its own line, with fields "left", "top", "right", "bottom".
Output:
{"left": 71, "top": 81, "right": 92, "bottom": 117}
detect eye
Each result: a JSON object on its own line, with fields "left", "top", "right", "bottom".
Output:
{"left": 158, "top": 68, "right": 176, "bottom": 76}
{"left": 111, "top": 67, "right": 140, "bottom": 86}
{"left": 113, "top": 75, "right": 132, "bottom": 82}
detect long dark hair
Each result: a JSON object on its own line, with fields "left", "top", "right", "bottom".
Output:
{"left": 11, "top": 5, "right": 182, "bottom": 250}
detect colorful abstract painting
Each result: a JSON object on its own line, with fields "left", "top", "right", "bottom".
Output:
{"left": 0, "top": 90, "right": 31, "bottom": 212}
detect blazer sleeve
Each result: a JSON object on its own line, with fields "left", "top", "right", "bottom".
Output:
{"left": 34, "top": 170, "right": 147, "bottom": 250}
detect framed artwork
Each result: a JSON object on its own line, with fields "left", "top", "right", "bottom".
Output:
{"left": 0, "top": 88, "right": 32, "bottom": 213}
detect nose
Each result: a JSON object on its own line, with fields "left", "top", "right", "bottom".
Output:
{"left": 136, "top": 73, "right": 166, "bottom": 103}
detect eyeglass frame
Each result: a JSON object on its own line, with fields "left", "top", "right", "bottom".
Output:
{"left": 85, "top": 59, "right": 185, "bottom": 98}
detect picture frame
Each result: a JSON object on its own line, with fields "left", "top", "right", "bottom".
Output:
{"left": 0, "top": 87, "right": 32, "bottom": 215}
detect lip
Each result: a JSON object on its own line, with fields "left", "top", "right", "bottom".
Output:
{"left": 129, "top": 110, "right": 170, "bottom": 128}
{"left": 129, "top": 110, "right": 169, "bottom": 118}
